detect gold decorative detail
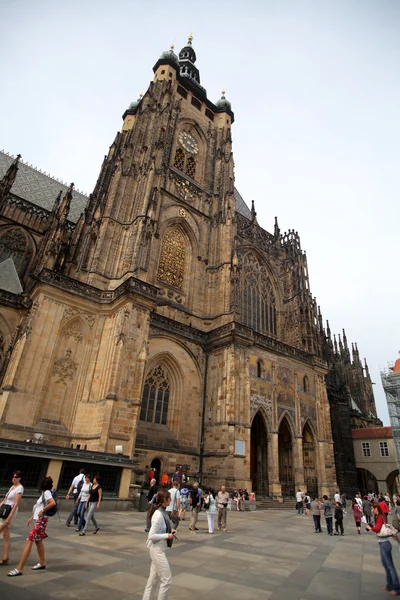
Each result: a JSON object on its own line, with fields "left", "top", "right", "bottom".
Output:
{"left": 178, "top": 131, "right": 199, "bottom": 155}
{"left": 174, "top": 148, "right": 185, "bottom": 171}
{"left": 158, "top": 228, "right": 186, "bottom": 289}
{"left": 178, "top": 208, "right": 187, "bottom": 217}
{"left": 186, "top": 156, "right": 196, "bottom": 179}
{"left": 188, "top": 33, "right": 193, "bottom": 43}
{"left": 170, "top": 44, "right": 175, "bottom": 50}
{"left": 222, "top": 89, "right": 226, "bottom": 96}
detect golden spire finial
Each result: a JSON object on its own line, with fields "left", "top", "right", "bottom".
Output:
{"left": 222, "top": 89, "right": 226, "bottom": 96}
{"left": 139, "top": 93, "right": 143, "bottom": 98}
{"left": 170, "top": 43, "right": 175, "bottom": 50}
{"left": 188, "top": 33, "right": 193, "bottom": 43}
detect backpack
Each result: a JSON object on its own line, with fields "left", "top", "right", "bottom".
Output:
{"left": 41, "top": 489, "right": 58, "bottom": 517}
{"left": 76, "top": 475, "right": 84, "bottom": 495}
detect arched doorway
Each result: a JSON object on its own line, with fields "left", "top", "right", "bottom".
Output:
{"left": 150, "top": 458, "right": 161, "bottom": 485}
{"left": 357, "top": 468, "right": 378, "bottom": 494}
{"left": 279, "top": 417, "right": 294, "bottom": 497}
{"left": 250, "top": 412, "right": 269, "bottom": 495}
{"left": 386, "top": 470, "right": 400, "bottom": 497}
{"left": 303, "top": 422, "right": 318, "bottom": 498}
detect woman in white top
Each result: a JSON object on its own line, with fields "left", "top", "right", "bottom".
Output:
{"left": 204, "top": 489, "right": 217, "bottom": 534}
{"left": 76, "top": 474, "right": 92, "bottom": 532}
{"left": 142, "top": 489, "right": 177, "bottom": 600}
{"left": 0, "top": 470, "right": 24, "bottom": 565}
{"left": 7, "top": 476, "right": 55, "bottom": 577}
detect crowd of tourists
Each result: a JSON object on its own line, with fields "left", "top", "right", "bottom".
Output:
{"left": 295, "top": 487, "right": 400, "bottom": 595}
{"left": 3, "top": 468, "right": 400, "bottom": 598}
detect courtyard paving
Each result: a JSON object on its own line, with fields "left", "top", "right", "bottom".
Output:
{"left": 0, "top": 507, "right": 396, "bottom": 600}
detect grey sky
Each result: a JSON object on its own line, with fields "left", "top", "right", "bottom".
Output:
{"left": 1, "top": 0, "right": 399, "bottom": 423}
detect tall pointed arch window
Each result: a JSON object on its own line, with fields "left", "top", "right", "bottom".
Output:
{"left": 0, "top": 227, "right": 32, "bottom": 277}
{"left": 157, "top": 228, "right": 186, "bottom": 290}
{"left": 186, "top": 156, "right": 196, "bottom": 179}
{"left": 140, "top": 365, "right": 170, "bottom": 425}
{"left": 173, "top": 148, "right": 185, "bottom": 171}
{"left": 240, "top": 251, "right": 277, "bottom": 337}
{"left": 173, "top": 148, "right": 197, "bottom": 181}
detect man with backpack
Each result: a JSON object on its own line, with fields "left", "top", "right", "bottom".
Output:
{"left": 65, "top": 468, "right": 85, "bottom": 527}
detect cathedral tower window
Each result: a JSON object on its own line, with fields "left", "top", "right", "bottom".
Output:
{"left": 240, "top": 251, "right": 277, "bottom": 337}
{"left": 140, "top": 365, "right": 170, "bottom": 425}
{"left": 303, "top": 375, "right": 309, "bottom": 393}
{"left": 0, "top": 227, "right": 33, "bottom": 277}
{"left": 173, "top": 148, "right": 185, "bottom": 171}
{"left": 257, "top": 360, "right": 264, "bottom": 379}
{"left": 157, "top": 228, "right": 186, "bottom": 290}
{"left": 186, "top": 156, "right": 196, "bottom": 179}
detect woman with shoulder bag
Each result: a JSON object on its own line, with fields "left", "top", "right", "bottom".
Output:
{"left": 76, "top": 474, "right": 92, "bottom": 532}
{"left": 205, "top": 489, "right": 217, "bottom": 534}
{"left": 7, "top": 476, "right": 55, "bottom": 577}
{"left": 0, "top": 471, "right": 24, "bottom": 565}
{"left": 366, "top": 502, "right": 400, "bottom": 596}
{"left": 79, "top": 474, "right": 102, "bottom": 536}
{"left": 142, "top": 489, "right": 177, "bottom": 600}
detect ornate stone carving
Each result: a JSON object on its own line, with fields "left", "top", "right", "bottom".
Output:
{"left": 60, "top": 306, "right": 96, "bottom": 329}
{"left": 157, "top": 228, "right": 186, "bottom": 289}
{"left": 60, "top": 320, "right": 83, "bottom": 343}
{"left": 53, "top": 348, "right": 78, "bottom": 383}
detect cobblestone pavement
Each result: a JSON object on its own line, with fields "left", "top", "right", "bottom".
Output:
{"left": 0, "top": 508, "right": 397, "bottom": 600}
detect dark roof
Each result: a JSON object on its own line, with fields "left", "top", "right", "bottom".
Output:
{"left": 0, "top": 151, "right": 88, "bottom": 223}
{"left": 0, "top": 151, "right": 251, "bottom": 223}
{"left": 234, "top": 188, "right": 252, "bottom": 219}
{"left": 0, "top": 258, "right": 23, "bottom": 293}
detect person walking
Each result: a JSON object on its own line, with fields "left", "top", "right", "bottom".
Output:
{"left": 166, "top": 481, "right": 180, "bottom": 530}
{"left": 304, "top": 492, "right": 311, "bottom": 516}
{"left": 142, "top": 489, "right": 177, "bottom": 600}
{"left": 334, "top": 502, "right": 344, "bottom": 536}
{"left": 188, "top": 483, "right": 201, "bottom": 534}
{"left": 65, "top": 468, "right": 85, "bottom": 527}
{"left": 7, "top": 476, "right": 56, "bottom": 577}
{"left": 204, "top": 490, "right": 217, "bottom": 533}
{"left": 161, "top": 472, "right": 169, "bottom": 488}
{"left": 334, "top": 490, "right": 341, "bottom": 504}
{"left": 366, "top": 502, "right": 400, "bottom": 596}
{"left": 76, "top": 474, "right": 92, "bottom": 532}
{"left": 322, "top": 495, "right": 333, "bottom": 535}
{"left": 341, "top": 492, "right": 347, "bottom": 514}
{"left": 362, "top": 495, "right": 372, "bottom": 525}
{"left": 145, "top": 478, "right": 158, "bottom": 532}
{"left": 311, "top": 497, "right": 322, "bottom": 532}
{"left": 296, "top": 489, "right": 304, "bottom": 515}
{"left": 0, "top": 471, "right": 24, "bottom": 566}
{"left": 352, "top": 498, "right": 362, "bottom": 534}
{"left": 217, "top": 485, "right": 230, "bottom": 532}
{"left": 79, "top": 475, "right": 102, "bottom": 536}
{"left": 179, "top": 486, "right": 189, "bottom": 521}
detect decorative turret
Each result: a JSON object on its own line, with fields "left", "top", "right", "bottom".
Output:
{"left": 0, "top": 153, "right": 21, "bottom": 205}
{"left": 215, "top": 90, "right": 235, "bottom": 123}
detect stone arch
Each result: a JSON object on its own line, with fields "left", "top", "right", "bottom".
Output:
{"left": 386, "top": 469, "right": 400, "bottom": 497}
{"left": 278, "top": 413, "right": 295, "bottom": 496}
{"left": 0, "top": 313, "right": 13, "bottom": 382}
{"left": 278, "top": 409, "right": 296, "bottom": 441}
{"left": 0, "top": 225, "right": 36, "bottom": 279}
{"left": 173, "top": 119, "right": 207, "bottom": 184}
{"left": 252, "top": 404, "right": 273, "bottom": 435}
{"left": 143, "top": 338, "right": 202, "bottom": 448}
{"left": 302, "top": 420, "right": 318, "bottom": 497}
{"left": 251, "top": 408, "right": 269, "bottom": 495}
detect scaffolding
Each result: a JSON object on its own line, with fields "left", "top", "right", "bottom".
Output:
{"left": 381, "top": 362, "right": 400, "bottom": 474}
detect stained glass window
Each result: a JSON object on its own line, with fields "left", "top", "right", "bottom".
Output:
{"left": 0, "top": 228, "right": 32, "bottom": 277}
{"left": 157, "top": 228, "right": 186, "bottom": 290}
{"left": 240, "top": 251, "right": 277, "bottom": 337}
{"left": 140, "top": 365, "right": 170, "bottom": 425}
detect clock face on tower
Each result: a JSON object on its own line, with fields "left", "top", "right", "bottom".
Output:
{"left": 178, "top": 131, "right": 199, "bottom": 155}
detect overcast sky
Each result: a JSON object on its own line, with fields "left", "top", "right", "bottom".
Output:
{"left": 1, "top": 0, "right": 399, "bottom": 424}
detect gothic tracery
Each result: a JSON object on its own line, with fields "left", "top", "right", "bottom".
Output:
{"left": 157, "top": 228, "right": 186, "bottom": 290}
{"left": 240, "top": 251, "right": 277, "bottom": 337}
{"left": 140, "top": 365, "right": 170, "bottom": 425}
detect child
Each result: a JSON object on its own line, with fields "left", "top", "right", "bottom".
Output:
{"left": 7, "top": 476, "right": 55, "bottom": 576}
{"left": 334, "top": 501, "right": 344, "bottom": 536}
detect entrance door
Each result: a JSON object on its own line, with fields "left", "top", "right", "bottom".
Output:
{"left": 150, "top": 458, "right": 161, "bottom": 485}
{"left": 303, "top": 423, "right": 318, "bottom": 498}
{"left": 250, "top": 412, "right": 269, "bottom": 495}
{"left": 279, "top": 418, "right": 294, "bottom": 497}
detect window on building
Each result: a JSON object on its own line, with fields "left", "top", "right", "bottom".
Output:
{"left": 0, "top": 227, "right": 32, "bottom": 278}
{"left": 303, "top": 375, "right": 309, "bottom": 393}
{"left": 257, "top": 360, "right": 263, "bottom": 379}
{"left": 240, "top": 251, "right": 277, "bottom": 337}
{"left": 186, "top": 156, "right": 196, "bottom": 179}
{"left": 362, "top": 442, "right": 371, "bottom": 457}
{"left": 380, "top": 441, "right": 390, "bottom": 457}
{"left": 157, "top": 228, "right": 186, "bottom": 290}
{"left": 173, "top": 148, "right": 185, "bottom": 171}
{"left": 140, "top": 365, "right": 170, "bottom": 425}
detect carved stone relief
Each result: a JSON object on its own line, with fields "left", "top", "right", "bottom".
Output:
{"left": 52, "top": 348, "right": 78, "bottom": 384}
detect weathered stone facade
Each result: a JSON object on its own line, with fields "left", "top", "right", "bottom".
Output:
{"left": 0, "top": 38, "right": 378, "bottom": 498}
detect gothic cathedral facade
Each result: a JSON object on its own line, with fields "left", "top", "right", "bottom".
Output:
{"left": 2, "top": 37, "right": 376, "bottom": 498}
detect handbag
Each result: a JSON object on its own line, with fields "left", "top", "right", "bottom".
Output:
{"left": 170, "top": 491, "right": 180, "bottom": 527}
{"left": 0, "top": 488, "right": 13, "bottom": 519}
{"left": 377, "top": 522, "right": 398, "bottom": 537}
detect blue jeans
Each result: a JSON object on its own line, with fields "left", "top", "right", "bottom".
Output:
{"left": 77, "top": 501, "right": 86, "bottom": 530}
{"left": 325, "top": 517, "right": 333, "bottom": 534}
{"left": 380, "top": 540, "right": 400, "bottom": 593}
{"left": 297, "top": 502, "right": 303, "bottom": 514}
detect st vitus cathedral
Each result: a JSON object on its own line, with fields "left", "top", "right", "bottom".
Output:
{"left": 0, "top": 38, "right": 381, "bottom": 499}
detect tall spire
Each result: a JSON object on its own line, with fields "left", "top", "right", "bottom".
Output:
{"left": 0, "top": 153, "right": 21, "bottom": 204}
{"left": 178, "top": 34, "right": 206, "bottom": 95}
